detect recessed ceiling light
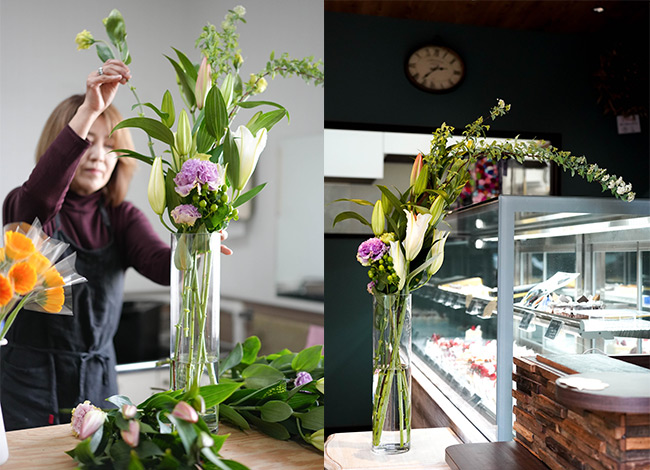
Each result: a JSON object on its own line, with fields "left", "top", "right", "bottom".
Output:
{"left": 593, "top": 7, "right": 605, "bottom": 13}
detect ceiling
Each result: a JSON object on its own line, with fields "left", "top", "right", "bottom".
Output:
{"left": 324, "top": 0, "right": 649, "bottom": 34}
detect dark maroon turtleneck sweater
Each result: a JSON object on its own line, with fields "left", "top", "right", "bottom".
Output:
{"left": 3, "top": 125, "right": 170, "bottom": 285}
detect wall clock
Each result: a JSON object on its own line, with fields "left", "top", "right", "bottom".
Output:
{"left": 405, "top": 44, "right": 465, "bottom": 93}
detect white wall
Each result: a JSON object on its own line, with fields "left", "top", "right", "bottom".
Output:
{"left": 0, "top": 0, "right": 323, "bottom": 312}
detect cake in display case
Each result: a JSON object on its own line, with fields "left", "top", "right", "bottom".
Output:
{"left": 411, "top": 196, "right": 650, "bottom": 441}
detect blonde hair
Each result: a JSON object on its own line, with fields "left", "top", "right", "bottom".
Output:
{"left": 35, "top": 94, "right": 137, "bottom": 207}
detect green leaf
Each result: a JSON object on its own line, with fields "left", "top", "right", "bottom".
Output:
{"left": 121, "top": 44, "right": 131, "bottom": 66}
{"left": 110, "top": 148, "right": 155, "bottom": 166}
{"left": 95, "top": 43, "right": 115, "bottom": 62}
{"left": 291, "top": 345, "right": 322, "bottom": 372}
{"left": 66, "top": 438, "right": 96, "bottom": 464}
{"left": 235, "top": 100, "right": 290, "bottom": 122}
{"left": 164, "top": 55, "right": 196, "bottom": 108}
{"left": 295, "top": 406, "right": 324, "bottom": 431}
{"left": 134, "top": 102, "right": 170, "bottom": 123}
{"left": 104, "top": 9, "right": 127, "bottom": 46}
{"left": 377, "top": 185, "right": 404, "bottom": 213}
{"left": 204, "top": 86, "right": 228, "bottom": 141}
{"left": 219, "top": 403, "right": 250, "bottom": 430}
{"left": 161, "top": 90, "right": 176, "bottom": 128}
{"left": 331, "top": 198, "right": 374, "bottom": 207}
{"left": 233, "top": 183, "right": 266, "bottom": 208}
{"left": 112, "top": 117, "right": 175, "bottom": 148}
{"left": 269, "top": 353, "right": 296, "bottom": 371}
{"left": 242, "top": 364, "right": 285, "bottom": 389}
{"left": 198, "top": 382, "right": 242, "bottom": 408}
{"left": 332, "top": 211, "right": 371, "bottom": 228}
{"left": 260, "top": 401, "right": 293, "bottom": 422}
{"left": 287, "top": 391, "right": 319, "bottom": 411}
{"left": 165, "top": 170, "right": 181, "bottom": 230}
{"left": 137, "top": 440, "right": 165, "bottom": 459}
{"left": 223, "top": 128, "right": 240, "bottom": 190}
{"left": 219, "top": 343, "right": 243, "bottom": 375}
{"left": 128, "top": 450, "right": 145, "bottom": 470}
{"left": 172, "top": 47, "right": 198, "bottom": 81}
{"left": 240, "top": 411, "right": 290, "bottom": 440}
{"left": 247, "top": 109, "right": 287, "bottom": 135}
{"left": 139, "top": 391, "right": 178, "bottom": 412}
{"left": 242, "top": 336, "right": 261, "bottom": 364}
{"left": 166, "top": 414, "right": 197, "bottom": 454}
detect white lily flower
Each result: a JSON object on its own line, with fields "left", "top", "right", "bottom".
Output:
{"left": 402, "top": 210, "right": 432, "bottom": 261}
{"left": 427, "top": 230, "right": 449, "bottom": 276}
{"left": 233, "top": 125, "right": 268, "bottom": 190}
{"left": 389, "top": 240, "right": 406, "bottom": 290}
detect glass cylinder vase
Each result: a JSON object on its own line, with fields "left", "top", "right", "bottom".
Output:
{"left": 170, "top": 232, "right": 220, "bottom": 430}
{"left": 372, "top": 292, "right": 412, "bottom": 454}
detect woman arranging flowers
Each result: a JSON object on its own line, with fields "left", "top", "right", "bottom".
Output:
{"left": 335, "top": 99, "right": 634, "bottom": 453}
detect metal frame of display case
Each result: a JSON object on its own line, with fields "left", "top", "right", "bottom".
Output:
{"left": 495, "top": 195, "right": 650, "bottom": 441}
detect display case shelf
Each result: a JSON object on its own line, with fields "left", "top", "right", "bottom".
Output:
{"left": 412, "top": 195, "right": 650, "bottom": 441}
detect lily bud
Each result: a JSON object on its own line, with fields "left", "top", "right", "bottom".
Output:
{"left": 191, "top": 395, "right": 206, "bottom": 415}
{"left": 410, "top": 153, "right": 424, "bottom": 187}
{"left": 79, "top": 409, "right": 106, "bottom": 440}
{"left": 412, "top": 164, "right": 429, "bottom": 197}
{"left": 171, "top": 401, "right": 199, "bottom": 423}
{"left": 371, "top": 200, "right": 384, "bottom": 236}
{"left": 427, "top": 230, "right": 449, "bottom": 277}
{"left": 199, "top": 431, "right": 214, "bottom": 449}
{"left": 147, "top": 157, "right": 166, "bottom": 215}
{"left": 176, "top": 110, "right": 192, "bottom": 157}
{"left": 315, "top": 377, "right": 324, "bottom": 394}
{"left": 195, "top": 56, "right": 211, "bottom": 110}
{"left": 233, "top": 125, "right": 268, "bottom": 190}
{"left": 121, "top": 404, "right": 137, "bottom": 420}
{"left": 121, "top": 420, "right": 140, "bottom": 448}
{"left": 308, "top": 429, "right": 325, "bottom": 452}
{"left": 429, "top": 195, "right": 446, "bottom": 227}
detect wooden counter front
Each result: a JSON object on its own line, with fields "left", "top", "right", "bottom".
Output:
{"left": 3, "top": 422, "right": 322, "bottom": 469}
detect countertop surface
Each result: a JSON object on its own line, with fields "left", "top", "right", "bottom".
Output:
{"left": 324, "top": 427, "right": 461, "bottom": 469}
{"left": 3, "top": 422, "right": 322, "bottom": 469}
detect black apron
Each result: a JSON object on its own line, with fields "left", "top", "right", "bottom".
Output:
{"left": 1, "top": 204, "right": 124, "bottom": 430}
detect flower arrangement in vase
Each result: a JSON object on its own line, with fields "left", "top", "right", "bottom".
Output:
{"left": 77, "top": 6, "right": 323, "bottom": 430}
{"left": 334, "top": 99, "right": 634, "bottom": 453}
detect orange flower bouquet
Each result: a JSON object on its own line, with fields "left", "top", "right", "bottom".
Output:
{"left": 0, "top": 219, "right": 86, "bottom": 341}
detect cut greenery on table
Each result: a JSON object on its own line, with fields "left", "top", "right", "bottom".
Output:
{"left": 66, "top": 337, "right": 324, "bottom": 469}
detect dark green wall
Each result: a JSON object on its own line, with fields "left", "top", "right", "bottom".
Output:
{"left": 324, "top": 10, "right": 649, "bottom": 434}
{"left": 325, "top": 11, "right": 649, "bottom": 198}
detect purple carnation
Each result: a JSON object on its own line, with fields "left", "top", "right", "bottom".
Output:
{"left": 294, "top": 371, "right": 313, "bottom": 387}
{"left": 367, "top": 281, "right": 376, "bottom": 294}
{"left": 170, "top": 204, "right": 202, "bottom": 226}
{"left": 174, "top": 158, "right": 224, "bottom": 197}
{"left": 356, "top": 237, "right": 388, "bottom": 266}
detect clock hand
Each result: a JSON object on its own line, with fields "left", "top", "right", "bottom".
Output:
{"left": 423, "top": 65, "right": 446, "bottom": 78}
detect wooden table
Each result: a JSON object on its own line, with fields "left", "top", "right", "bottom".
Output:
{"left": 3, "top": 422, "right": 322, "bottom": 469}
{"left": 324, "top": 427, "right": 461, "bottom": 469}
{"left": 445, "top": 441, "right": 550, "bottom": 470}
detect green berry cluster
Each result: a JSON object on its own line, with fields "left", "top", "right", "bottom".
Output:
{"left": 367, "top": 253, "right": 400, "bottom": 289}
{"left": 191, "top": 185, "right": 238, "bottom": 230}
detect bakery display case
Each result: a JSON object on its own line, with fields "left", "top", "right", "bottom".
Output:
{"left": 411, "top": 195, "right": 650, "bottom": 441}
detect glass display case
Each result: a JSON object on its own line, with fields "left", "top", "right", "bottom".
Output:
{"left": 412, "top": 196, "right": 650, "bottom": 441}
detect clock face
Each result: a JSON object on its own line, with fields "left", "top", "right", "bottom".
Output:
{"left": 406, "top": 45, "right": 465, "bottom": 92}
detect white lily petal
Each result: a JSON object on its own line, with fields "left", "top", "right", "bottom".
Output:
{"left": 403, "top": 210, "right": 432, "bottom": 261}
